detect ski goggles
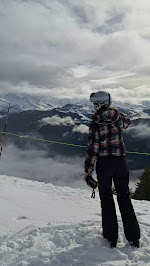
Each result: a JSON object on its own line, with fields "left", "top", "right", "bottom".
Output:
{"left": 93, "top": 102, "right": 102, "bottom": 111}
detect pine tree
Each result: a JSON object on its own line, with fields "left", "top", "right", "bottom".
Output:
{"left": 132, "top": 168, "right": 150, "bottom": 201}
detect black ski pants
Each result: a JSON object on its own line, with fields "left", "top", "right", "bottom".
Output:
{"left": 96, "top": 155, "right": 140, "bottom": 242}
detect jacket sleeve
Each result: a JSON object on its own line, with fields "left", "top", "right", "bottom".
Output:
{"left": 84, "top": 122, "right": 99, "bottom": 174}
{"left": 120, "top": 113, "right": 131, "bottom": 129}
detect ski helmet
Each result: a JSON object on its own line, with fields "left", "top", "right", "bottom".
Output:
{"left": 90, "top": 91, "right": 111, "bottom": 111}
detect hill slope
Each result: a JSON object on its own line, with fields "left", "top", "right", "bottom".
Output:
{"left": 0, "top": 175, "right": 150, "bottom": 266}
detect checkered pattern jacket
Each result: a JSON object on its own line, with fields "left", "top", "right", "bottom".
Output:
{"left": 84, "top": 108, "right": 131, "bottom": 174}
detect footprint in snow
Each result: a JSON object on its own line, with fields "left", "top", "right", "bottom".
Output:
{"left": 16, "top": 216, "right": 28, "bottom": 220}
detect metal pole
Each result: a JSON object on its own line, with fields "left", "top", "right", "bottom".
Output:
{"left": 0, "top": 103, "right": 10, "bottom": 158}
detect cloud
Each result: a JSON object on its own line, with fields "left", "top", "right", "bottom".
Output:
{"left": 126, "top": 122, "right": 150, "bottom": 139}
{"left": 129, "top": 169, "right": 144, "bottom": 191}
{"left": 41, "top": 115, "right": 75, "bottom": 126}
{"left": 123, "top": 0, "right": 150, "bottom": 40}
{"left": 0, "top": 0, "right": 150, "bottom": 105}
{"left": 73, "top": 124, "right": 89, "bottom": 134}
{"left": 99, "top": 86, "right": 150, "bottom": 105}
{"left": 0, "top": 143, "right": 143, "bottom": 191}
{"left": 0, "top": 143, "right": 85, "bottom": 188}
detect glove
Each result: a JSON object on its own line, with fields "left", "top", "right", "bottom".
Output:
{"left": 86, "top": 174, "right": 98, "bottom": 198}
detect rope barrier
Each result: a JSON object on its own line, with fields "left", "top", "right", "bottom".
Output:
{"left": 0, "top": 131, "right": 87, "bottom": 148}
{"left": 0, "top": 131, "right": 150, "bottom": 156}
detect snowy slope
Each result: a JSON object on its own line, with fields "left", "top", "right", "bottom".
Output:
{"left": 0, "top": 175, "right": 150, "bottom": 266}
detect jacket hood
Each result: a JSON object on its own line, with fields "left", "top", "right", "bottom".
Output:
{"left": 92, "top": 108, "right": 119, "bottom": 124}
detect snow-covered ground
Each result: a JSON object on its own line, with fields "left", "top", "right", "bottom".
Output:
{"left": 0, "top": 175, "right": 150, "bottom": 266}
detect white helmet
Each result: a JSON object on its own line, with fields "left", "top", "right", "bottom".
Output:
{"left": 90, "top": 91, "right": 111, "bottom": 111}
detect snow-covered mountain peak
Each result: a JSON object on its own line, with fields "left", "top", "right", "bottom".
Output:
{"left": 0, "top": 93, "right": 54, "bottom": 113}
{"left": 55, "top": 103, "right": 93, "bottom": 115}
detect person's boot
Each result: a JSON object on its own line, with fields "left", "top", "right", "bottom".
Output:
{"left": 129, "top": 239, "right": 139, "bottom": 248}
{"left": 110, "top": 239, "right": 117, "bottom": 248}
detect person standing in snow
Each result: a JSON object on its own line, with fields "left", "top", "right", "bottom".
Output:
{"left": 84, "top": 91, "right": 140, "bottom": 248}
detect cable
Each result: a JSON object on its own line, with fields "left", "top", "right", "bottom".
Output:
{"left": 0, "top": 131, "right": 150, "bottom": 156}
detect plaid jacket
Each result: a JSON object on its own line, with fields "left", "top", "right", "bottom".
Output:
{"left": 84, "top": 108, "right": 131, "bottom": 174}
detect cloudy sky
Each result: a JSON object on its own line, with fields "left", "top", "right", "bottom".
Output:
{"left": 0, "top": 0, "right": 150, "bottom": 105}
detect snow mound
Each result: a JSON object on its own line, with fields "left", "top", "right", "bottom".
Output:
{"left": 1, "top": 220, "right": 150, "bottom": 266}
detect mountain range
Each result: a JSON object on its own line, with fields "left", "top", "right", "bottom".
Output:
{"left": 0, "top": 92, "right": 150, "bottom": 118}
{"left": 0, "top": 93, "right": 150, "bottom": 171}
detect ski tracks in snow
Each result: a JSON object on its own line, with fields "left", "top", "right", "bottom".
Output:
{"left": 0, "top": 220, "right": 150, "bottom": 266}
